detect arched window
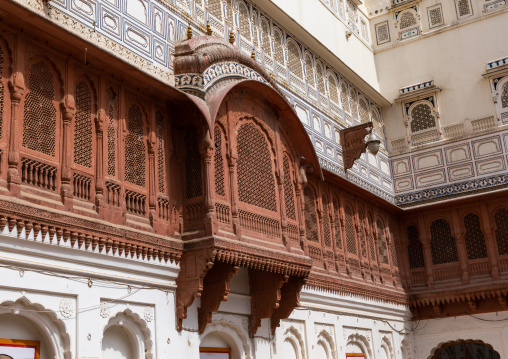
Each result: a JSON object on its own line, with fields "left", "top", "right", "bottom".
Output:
{"left": 457, "top": 0, "right": 471, "bottom": 17}
{"left": 237, "top": 122, "right": 277, "bottom": 211}
{"left": 432, "top": 340, "right": 500, "bottom": 359}
{"left": 156, "top": 111, "right": 166, "bottom": 194}
{"left": 185, "top": 126, "right": 203, "bottom": 198}
{"left": 305, "top": 54, "right": 315, "bottom": 87}
{"left": 283, "top": 154, "right": 296, "bottom": 220}
{"left": 124, "top": 104, "right": 146, "bottom": 188}
{"left": 316, "top": 62, "right": 326, "bottom": 97}
{"left": 107, "top": 88, "right": 117, "bottom": 177}
{"left": 349, "top": 87, "right": 358, "bottom": 121}
{"left": 287, "top": 40, "right": 303, "bottom": 79}
{"left": 502, "top": 82, "right": 508, "bottom": 109}
{"left": 410, "top": 102, "right": 436, "bottom": 133}
{"left": 23, "top": 61, "right": 57, "bottom": 157}
{"left": 359, "top": 97, "right": 369, "bottom": 123}
{"left": 304, "top": 186, "right": 319, "bottom": 242}
{"left": 273, "top": 28, "right": 285, "bottom": 66}
{"left": 74, "top": 80, "right": 93, "bottom": 168}
{"left": 238, "top": 2, "right": 251, "bottom": 41}
{"left": 358, "top": 210, "right": 367, "bottom": 258}
{"left": 376, "top": 219, "right": 389, "bottom": 264}
{"left": 102, "top": 325, "right": 136, "bottom": 359}
{"left": 494, "top": 208, "right": 508, "bottom": 255}
{"left": 407, "top": 225, "right": 424, "bottom": 269}
{"left": 322, "top": 194, "right": 331, "bottom": 247}
{"left": 430, "top": 219, "right": 459, "bottom": 264}
{"left": 464, "top": 213, "right": 488, "bottom": 260}
{"left": 341, "top": 82, "right": 350, "bottom": 113}
{"left": 389, "top": 223, "right": 398, "bottom": 267}
{"left": 333, "top": 197, "right": 342, "bottom": 249}
{"left": 328, "top": 73, "right": 339, "bottom": 104}
{"left": 214, "top": 125, "right": 225, "bottom": 197}
{"left": 367, "top": 214, "right": 376, "bottom": 261}
{"left": 225, "top": 0, "right": 234, "bottom": 23}
{"left": 261, "top": 18, "right": 271, "bottom": 56}
{"left": 399, "top": 10, "right": 417, "bottom": 29}
{"left": 345, "top": 205, "right": 357, "bottom": 255}
{"left": 208, "top": 0, "right": 222, "bottom": 20}
{"left": 371, "top": 106, "right": 384, "bottom": 140}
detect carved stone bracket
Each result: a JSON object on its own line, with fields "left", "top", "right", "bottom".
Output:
{"left": 339, "top": 122, "right": 372, "bottom": 171}
{"left": 248, "top": 269, "right": 286, "bottom": 337}
{"left": 176, "top": 248, "right": 217, "bottom": 331}
{"left": 270, "top": 276, "right": 306, "bottom": 334}
{"left": 198, "top": 261, "right": 239, "bottom": 333}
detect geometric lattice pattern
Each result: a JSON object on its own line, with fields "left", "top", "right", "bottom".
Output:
{"left": 124, "top": 104, "right": 146, "bottom": 187}
{"left": 407, "top": 225, "right": 425, "bottom": 269}
{"left": 274, "top": 29, "right": 285, "bottom": 65}
{"left": 283, "top": 155, "right": 296, "bottom": 220}
{"left": 410, "top": 103, "right": 436, "bottom": 133}
{"left": 23, "top": 61, "right": 57, "bottom": 157}
{"left": 464, "top": 213, "right": 488, "bottom": 260}
{"left": 368, "top": 218, "right": 376, "bottom": 262}
{"left": 185, "top": 126, "right": 203, "bottom": 199}
{"left": 304, "top": 186, "right": 319, "bottom": 243}
{"left": 0, "top": 46, "right": 4, "bottom": 139}
{"left": 458, "top": 0, "right": 471, "bottom": 17}
{"left": 237, "top": 123, "right": 277, "bottom": 211}
{"left": 502, "top": 82, "right": 508, "bottom": 108}
{"left": 341, "top": 82, "right": 350, "bottom": 112}
{"left": 430, "top": 219, "right": 459, "bottom": 265}
{"left": 239, "top": 3, "right": 251, "bottom": 41}
{"left": 345, "top": 205, "right": 357, "bottom": 255}
{"left": 316, "top": 63, "right": 326, "bottom": 96}
{"left": 214, "top": 126, "right": 225, "bottom": 196}
{"left": 359, "top": 98, "right": 369, "bottom": 123}
{"left": 74, "top": 81, "right": 92, "bottom": 168}
{"left": 376, "top": 219, "right": 389, "bottom": 265}
{"left": 157, "top": 112, "right": 165, "bottom": 194}
{"left": 399, "top": 11, "right": 417, "bottom": 29}
{"left": 328, "top": 75, "right": 339, "bottom": 104}
{"left": 333, "top": 197, "right": 342, "bottom": 249}
{"left": 288, "top": 41, "right": 303, "bottom": 79}
{"left": 208, "top": 0, "right": 222, "bottom": 19}
{"left": 429, "top": 8, "right": 443, "bottom": 27}
{"left": 306, "top": 55, "right": 315, "bottom": 87}
{"left": 358, "top": 211, "right": 367, "bottom": 258}
{"left": 495, "top": 208, "right": 508, "bottom": 255}
{"left": 107, "top": 94, "right": 116, "bottom": 177}
{"left": 322, "top": 195, "right": 331, "bottom": 247}
{"left": 350, "top": 87, "right": 358, "bottom": 120}
{"left": 261, "top": 18, "right": 271, "bottom": 56}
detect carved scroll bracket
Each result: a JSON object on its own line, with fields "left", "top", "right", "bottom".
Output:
{"left": 270, "top": 276, "right": 306, "bottom": 334}
{"left": 339, "top": 122, "right": 372, "bottom": 171}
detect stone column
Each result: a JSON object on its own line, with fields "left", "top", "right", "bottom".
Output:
{"left": 148, "top": 131, "right": 157, "bottom": 226}
{"left": 201, "top": 130, "right": 216, "bottom": 236}
{"left": 60, "top": 95, "right": 76, "bottom": 210}
{"left": 481, "top": 203, "right": 500, "bottom": 279}
{"left": 452, "top": 209, "right": 469, "bottom": 284}
{"left": 7, "top": 72, "right": 25, "bottom": 196}
{"left": 95, "top": 109, "right": 106, "bottom": 215}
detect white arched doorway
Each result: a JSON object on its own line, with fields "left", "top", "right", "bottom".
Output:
{"left": 199, "top": 320, "right": 251, "bottom": 359}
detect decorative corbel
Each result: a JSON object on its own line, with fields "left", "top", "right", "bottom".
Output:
{"left": 270, "top": 276, "right": 307, "bottom": 334}
{"left": 339, "top": 122, "right": 379, "bottom": 171}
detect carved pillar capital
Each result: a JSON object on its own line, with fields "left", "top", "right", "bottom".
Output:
{"left": 95, "top": 109, "right": 107, "bottom": 134}
{"left": 8, "top": 72, "right": 25, "bottom": 103}
{"left": 61, "top": 95, "right": 76, "bottom": 124}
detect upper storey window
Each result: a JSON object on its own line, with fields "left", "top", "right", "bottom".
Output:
{"left": 395, "top": 6, "right": 420, "bottom": 40}
{"left": 407, "top": 100, "right": 439, "bottom": 146}
{"left": 455, "top": 0, "right": 473, "bottom": 18}
{"left": 399, "top": 11, "right": 417, "bottom": 29}
{"left": 486, "top": 58, "right": 508, "bottom": 125}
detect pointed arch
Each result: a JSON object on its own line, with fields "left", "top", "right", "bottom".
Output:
{"left": 283, "top": 326, "right": 305, "bottom": 359}
{"left": 327, "top": 72, "right": 339, "bottom": 104}
{"left": 317, "top": 329, "right": 336, "bottom": 359}
{"left": 238, "top": 1, "right": 251, "bottom": 41}
{"left": 315, "top": 62, "right": 326, "bottom": 97}
{"left": 261, "top": 17, "right": 272, "bottom": 56}
{"left": 305, "top": 53, "right": 315, "bottom": 88}
{"left": 287, "top": 39, "right": 303, "bottom": 79}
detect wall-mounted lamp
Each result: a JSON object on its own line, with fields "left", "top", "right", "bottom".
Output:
{"left": 345, "top": 31, "right": 352, "bottom": 40}
{"left": 339, "top": 122, "right": 380, "bottom": 171}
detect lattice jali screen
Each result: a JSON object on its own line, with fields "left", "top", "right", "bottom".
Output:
{"left": 214, "top": 126, "right": 225, "bottom": 197}
{"left": 430, "top": 219, "right": 459, "bottom": 265}
{"left": 208, "top": 0, "right": 222, "bottom": 19}
{"left": 107, "top": 92, "right": 116, "bottom": 177}
{"left": 495, "top": 208, "right": 508, "bottom": 255}
{"left": 23, "top": 61, "right": 57, "bottom": 156}
{"left": 358, "top": 212, "right": 367, "bottom": 258}
{"left": 185, "top": 126, "right": 203, "bottom": 199}
{"left": 407, "top": 225, "right": 425, "bottom": 269}
{"left": 273, "top": 29, "right": 285, "bottom": 65}
{"left": 304, "top": 186, "right": 319, "bottom": 243}
{"left": 341, "top": 82, "right": 350, "bottom": 112}
{"left": 399, "top": 11, "right": 417, "bottom": 29}
{"left": 368, "top": 218, "right": 376, "bottom": 261}
{"left": 316, "top": 63, "right": 326, "bottom": 96}
{"left": 124, "top": 104, "right": 146, "bottom": 187}
{"left": 389, "top": 224, "right": 398, "bottom": 267}
{"left": 410, "top": 103, "right": 436, "bottom": 133}
{"left": 502, "top": 83, "right": 508, "bottom": 108}
{"left": 287, "top": 41, "right": 303, "bottom": 79}
{"left": 237, "top": 122, "right": 277, "bottom": 211}
{"left": 376, "top": 220, "right": 389, "bottom": 264}
{"left": 333, "top": 198, "right": 342, "bottom": 249}
{"left": 349, "top": 87, "right": 358, "bottom": 120}
{"left": 74, "top": 81, "right": 92, "bottom": 168}
{"left": 458, "top": 0, "right": 471, "bottom": 16}
{"left": 305, "top": 55, "right": 315, "bottom": 87}
{"left": 344, "top": 205, "right": 357, "bottom": 255}
{"left": 283, "top": 155, "right": 296, "bottom": 220}
{"left": 322, "top": 195, "right": 331, "bottom": 247}
{"left": 463, "top": 213, "right": 488, "bottom": 260}
{"left": 261, "top": 18, "right": 271, "bottom": 56}
{"left": 359, "top": 98, "right": 369, "bottom": 123}
{"left": 0, "top": 46, "right": 4, "bottom": 139}
{"left": 156, "top": 112, "right": 165, "bottom": 194}
{"left": 328, "top": 75, "right": 339, "bottom": 104}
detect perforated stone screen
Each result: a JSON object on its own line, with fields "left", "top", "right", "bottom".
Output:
{"left": 333, "top": 198, "right": 342, "bottom": 249}
{"left": 345, "top": 205, "right": 357, "bottom": 255}
{"left": 261, "top": 18, "right": 271, "bottom": 56}
{"left": 322, "top": 195, "right": 331, "bottom": 247}
{"left": 283, "top": 155, "right": 296, "bottom": 220}
{"left": 399, "top": 11, "right": 417, "bottom": 29}
{"left": 107, "top": 93, "right": 116, "bottom": 177}
{"left": 376, "top": 220, "right": 389, "bottom": 264}
{"left": 185, "top": 126, "right": 203, "bottom": 198}
{"left": 502, "top": 83, "right": 508, "bottom": 108}
{"left": 430, "top": 219, "right": 459, "bottom": 265}
{"left": 288, "top": 41, "right": 303, "bottom": 79}
{"left": 214, "top": 126, "right": 225, "bottom": 196}
{"left": 305, "top": 55, "right": 315, "bottom": 87}
{"left": 495, "top": 208, "right": 508, "bottom": 255}
{"left": 239, "top": 3, "right": 251, "bottom": 41}
{"left": 410, "top": 103, "right": 436, "bottom": 133}
{"left": 328, "top": 75, "right": 339, "bottom": 104}
{"left": 407, "top": 225, "right": 424, "bottom": 269}
{"left": 157, "top": 112, "right": 165, "bottom": 194}
{"left": 0, "top": 47, "right": 4, "bottom": 139}
{"left": 464, "top": 213, "right": 488, "bottom": 260}
{"left": 74, "top": 81, "right": 92, "bottom": 168}
{"left": 124, "top": 105, "right": 146, "bottom": 187}
{"left": 304, "top": 186, "right": 319, "bottom": 243}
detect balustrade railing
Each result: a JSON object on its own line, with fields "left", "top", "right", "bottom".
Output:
{"left": 468, "top": 260, "right": 490, "bottom": 276}
{"left": 157, "top": 195, "right": 170, "bottom": 221}
{"left": 215, "top": 202, "right": 230, "bottom": 224}
{"left": 21, "top": 157, "right": 57, "bottom": 191}
{"left": 433, "top": 264, "right": 461, "bottom": 281}
{"left": 411, "top": 129, "right": 439, "bottom": 146}
{"left": 185, "top": 202, "right": 203, "bottom": 225}
{"left": 125, "top": 189, "right": 146, "bottom": 216}
{"left": 238, "top": 209, "right": 280, "bottom": 238}
{"left": 73, "top": 173, "right": 92, "bottom": 201}
{"left": 442, "top": 122, "right": 465, "bottom": 139}
{"left": 105, "top": 181, "right": 121, "bottom": 207}
{"left": 287, "top": 223, "right": 300, "bottom": 244}
{"left": 411, "top": 269, "right": 426, "bottom": 284}
{"left": 471, "top": 116, "right": 497, "bottom": 132}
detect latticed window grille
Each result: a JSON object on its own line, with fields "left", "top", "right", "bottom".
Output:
{"left": 328, "top": 74, "right": 339, "bottom": 104}
{"left": 502, "top": 83, "right": 508, "bottom": 108}
{"left": 458, "top": 0, "right": 471, "bottom": 16}
{"left": 410, "top": 103, "right": 436, "bottom": 133}
{"left": 156, "top": 112, "right": 165, "bottom": 194}
{"left": 208, "top": 0, "right": 222, "bottom": 19}
{"left": 124, "top": 105, "right": 146, "bottom": 187}
{"left": 237, "top": 122, "right": 277, "bottom": 211}
{"left": 371, "top": 108, "right": 384, "bottom": 140}
{"left": 463, "top": 213, "right": 488, "bottom": 260}
{"left": 341, "top": 82, "right": 350, "bottom": 112}
{"left": 74, "top": 81, "right": 92, "bottom": 168}
{"left": 185, "top": 126, "right": 203, "bottom": 198}
{"left": 345, "top": 205, "right": 357, "bottom": 255}
{"left": 23, "top": 61, "right": 57, "bottom": 156}
{"left": 407, "top": 225, "right": 424, "bottom": 269}
{"left": 495, "top": 208, "right": 508, "bottom": 255}
{"left": 238, "top": 3, "right": 251, "bottom": 41}
{"left": 346, "top": 1, "right": 357, "bottom": 23}
{"left": 261, "top": 18, "right": 272, "bottom": 56}
{"left": 399, "top": 11, "right": 417, "bottom": 29}
{"left": 305, "top": 55, "right": 315, "bottom": 87}
{"left": 430, "top": 219, "right": 459, "bottom": 265}
{"left": 316, "top": 63, "right": 326, "bottom": 96}
{"left": 283, "top": 155, "right": 296, "bottom": 220}
{"left": 214, "top": 126, "right": 225, "bottom": 196}
{"left": 376, "top": 219, "right": 389, "bottom": 264}
{"left": 368, "top": 216, "right": 376, "bottom": 261}
{"left": 0, "top": 46, "right": 4, "bottom": 139}
{"left": 358, "top": 211, "right": 367, "bottom": 258}
{"left": 273, "top": 29, "right": 285, "bottom": 65}
{"left": 304, "top": 186, "right": 319, "bottom": 243}
{"left": 287, "top": 41, "right": 303, "bottom": 79}
{"left": 107, "top": 92, "right": 116, "bottom": 177}
{"left": 359, "top": 98, "right": 369, "bottom": 123}
{"left": 389, "top": 224, "right": 398, "bottom": 267}
{"left": 350, "top": 87, "right": 358, "bottom": 120}
{"left": 322, "top": 195, "right": 332, "bottom": 247}
{"left": 225, "top": 0, "right": 234, "bottom": 22}
{"left": 333, "top": 197, "right": 342, "bottom": 249}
